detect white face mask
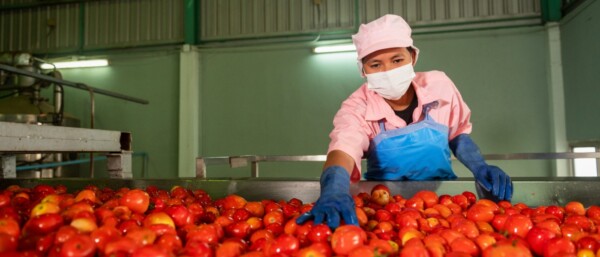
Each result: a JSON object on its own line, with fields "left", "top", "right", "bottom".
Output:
{"left": 366, "top": 63, "right": 416, "bottom": 100}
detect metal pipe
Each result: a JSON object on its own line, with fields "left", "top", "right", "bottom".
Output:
{"left": 0, "top": 64, "right": 149, "bottom": 105}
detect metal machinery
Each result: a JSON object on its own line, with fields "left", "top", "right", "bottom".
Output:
{"left": 0, "top": 53, "right": 148, "bottom": 179}
{"left": 0, "top": 53, "right": 80, "bottom": 178}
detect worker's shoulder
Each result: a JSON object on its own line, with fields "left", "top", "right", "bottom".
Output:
{"left": 414, "top": 70, "right": 453, "bottom": 84}
{"left": 414, "top": 70, "right": 457, "bottom": 91}
{"left": 340, "top": 84, "right": 369, "bottom": 112}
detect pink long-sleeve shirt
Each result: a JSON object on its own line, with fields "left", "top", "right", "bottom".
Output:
{"left": 327, "top": 71, "right": 473, "bottom": 181}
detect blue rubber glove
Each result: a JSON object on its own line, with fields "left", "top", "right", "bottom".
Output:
{"left": 449, "top": 134, "right": 513, "bottom": 201}
{"left": 296, "top": 166, "right": 358, "bottom": 229}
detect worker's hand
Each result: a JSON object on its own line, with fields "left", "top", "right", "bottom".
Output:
{"left": 449, "top": 134, "right": 513, "bottom": 201}
{"left": 472, "top": 165, "right": 513, "bottom": 201}
{"left": 296, "top": 166, "right": 358, "bottom": 229}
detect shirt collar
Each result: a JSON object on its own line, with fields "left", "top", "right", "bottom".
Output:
{"left": 364, "top": 79, "right": 431, "bottom": 125}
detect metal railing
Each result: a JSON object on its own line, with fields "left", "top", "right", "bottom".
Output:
{"left": 196, "top": 152, "right": 600, "bottom": 178}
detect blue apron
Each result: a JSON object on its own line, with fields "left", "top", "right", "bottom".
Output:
{"left": 364, "top": 101, "right": 457, "bottom": 181}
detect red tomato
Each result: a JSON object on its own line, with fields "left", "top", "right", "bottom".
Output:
{"left": 371, "top": 184, "right": 391, "bottom": 206}
{"left": 131, "top": 245, "right": 172, "bottom": 257}
{"left": 90, "top": 225, "right": 121, "bottom": 251}
{"left": 400, "top": 238, "right": 429, "bottom": 257}
{"left": 307, "top": 224, "right": 332, "bottom": 244}
{"left": 331, "top": 225, "right": 367, "bottom": 256}
{"left": 414, "top": 191, "right": 439, "bottom": 209}
{"left": 156, "top": 234, "right": 183, "bottom": 254}
{"left": 119, "top": 189, "right": 150, "bottom": 214}
{"left": 182, "top": 239, "right": 213, "bottom": 257}
{"left": 536, "top": 219, "right": 562, "bottom": 235}
{"left": 369, "top": 238, "right": 396, "bottom": 255}
{"left": 450, "top": 237, "right": 479, "bottom": 257}
{"left": 36, "top": 232, "right": 55, "bottom": 254}
{"left": 244, "top": 202, "right": 265, "bottom": 218}
{"left": 565, "top": 215, "right": 594, "bottom": 232}
{"left": 483, "top": 239, "right": 532, "bottom": 257}
{"left": 576, "top": 236, "right": 600, "bottom": 252}
{"left": 586, "top": 206, "right": 600, "bottom": 220}
{"left": 263, "top": 234, "right": 300, "bottom": 256}
{"left": 24, "top": 213, "right": 64, "bottom": 235}
{"left": 375, "top": 209, "right": 393, "bottom": 222}
{"left": 467, "top": 204, "right": 496, "bottom": 223}
{"left": 296, "top": 245, "right": 326, "bottom": 257}
{"left": 186, "top": 224, "right": 224, "bottom": 246}
{"left": 55, "top": 185, "right": 67, "bottom": 195}
{"left": 104, "top": 236, "right": 138, "bottom": 256}
{"left": 545, "top": 205, "right": 565, "bottom": 221}
{"left": 0, "top": 218, "right": 20, "bottom": 238}
{"left": 226, "top": 221, "right": 252, "bottom": 239}
{"left": 0, "top": 194, "right": 11, "bottom": 208}
{"left": 0, "top": 207, "right": 20, "bottom": 225}
{"left": 0, "top": 232, "right": 18, "bottom": 253}
{"left": 451, "top": 195, "right": 469, "bottom": 210}
{"left": 125, "top": 227, "right": 157, "bottom": 247}
{"left": 263, "top": 211, "right": 284, "bottom": 226}
{"left": 74, "top": 189, "right": 96, "bottom": 203}
{"left": 348, "top": 245, "right": 377, "bottom": 257}
{"left": 474, "top": 234, "right": 497, "bottom": 252}
{"left": 439, "top": 194, "right": 453, "bottom": 205}
{"left": 544, "top": 237, "right": 575, "bottom": 257}
{"left": 462, "top": 191, "right": 477, "bottom": 205}
{"left": 232, "top": 209, "right": 252, "bottom": 222}
{"left": 117, "top": 219, "right": 140, "bottom": 235}
{"left": 525, "top": 227, "right": 558, "bottom": 256}
{"left": 60, "top": 234, "right": 96, "bottom": 257}
{"left": 222, "top": 195, "right": 247, "bottom": 210}
{"left": 454, "top": 219, "right": 480, "bottom": 239}
{"left": 54, "top": 225, "right": 79, "bottom": 245}
{"left": 503, "top": 214, "right": 533, "bottom": 238}
{"left": 565, "top": 201, "right": 586, "bottom": 216}
{"left": 164, "top": 205, "right": 193, "bottom": 227}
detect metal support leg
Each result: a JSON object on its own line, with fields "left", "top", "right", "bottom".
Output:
{"left": 107, "top": 151, "right": 132, "bottom": 178}
{"left": 251, "top": 162, "right": 259, "bottom": 178}
{"left": 196, "top": 158, "right": 207, "bottom": 178}
{"left": 0, "top": 155, "right": 16, "bottom": 178}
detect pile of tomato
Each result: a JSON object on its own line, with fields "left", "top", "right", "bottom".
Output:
{"left": 0, "top": 183, "right": 599, "bottom": 257}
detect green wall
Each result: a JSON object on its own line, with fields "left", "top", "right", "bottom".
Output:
{"left": 57, "top": 50, "right": 180, "bottom": 178}
{"left": 199, "top": 26, "right": 553, "bottom": 179}
{"left": 561, "top": 0, "right": 600, "bottom": 143}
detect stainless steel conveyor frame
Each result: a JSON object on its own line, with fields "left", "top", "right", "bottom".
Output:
{"left": 196, "top": 152, "right": 600, "bottom": 179}
{"left": 0, "top": 121, "right": 133, "bottom": 178}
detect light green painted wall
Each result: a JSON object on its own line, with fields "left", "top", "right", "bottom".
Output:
{"left": 561, "top": 0, "right": 600, "bottom": 143}
{"left": 199, "top": 26, "right": 553, "bottom": 179}
{"left": 56, "top": 50, "right": 180, "bottom": 178}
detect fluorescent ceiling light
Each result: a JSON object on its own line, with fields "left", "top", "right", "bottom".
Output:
{"left": 40, "top": 59, "right": 109, "bottom": 69}
{"left": 313, "top": 44, "right": 356, "bottom": 54}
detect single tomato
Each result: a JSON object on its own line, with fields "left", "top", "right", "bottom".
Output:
{"left": 60, "top": 234, "right": 96, "bottom": 257}
{"left": 331, "top": 225, "right": 367, "bottom": 256}
{"left": 119, "top": 189, "right": 150, "bottom": 214}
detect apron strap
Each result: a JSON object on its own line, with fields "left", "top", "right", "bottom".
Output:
{"left": 379, "top": 100, "right": 439, "bottom": 133}
{"left": 422, "top": 101, "right": 439, "bottom": 120}
{"left": 379, "top": 120, "right": 386, "bottom": 132}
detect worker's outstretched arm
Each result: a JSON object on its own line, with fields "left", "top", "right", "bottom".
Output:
{"left": 449, "top": 134, "right": 513, "bottom": 201}
{"left": 296, "top": 150, "right": 358, "bottom": 229}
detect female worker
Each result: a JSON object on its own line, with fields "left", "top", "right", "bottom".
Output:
{"left": 297, "top": 14, "right": 512, "bottom": 229}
